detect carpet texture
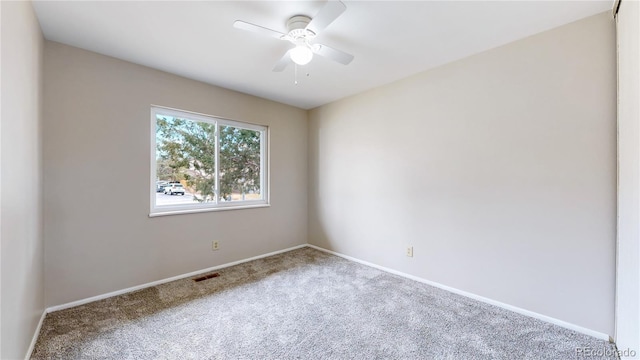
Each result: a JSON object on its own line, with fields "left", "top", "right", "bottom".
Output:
{"left": 32, "top": 248, "right": 617, "bottom": 359}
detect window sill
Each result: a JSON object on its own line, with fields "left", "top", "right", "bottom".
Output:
{"left": 149, "top": 203, "right": 270, "bottom": 217}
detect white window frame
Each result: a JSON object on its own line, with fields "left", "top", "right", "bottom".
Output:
{"left": 150, "top": 106, "right": 269, "bottom": 217}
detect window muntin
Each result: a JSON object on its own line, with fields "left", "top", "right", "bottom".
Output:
{"left": 150, "top": 107, "right": 268, "bottom": 216}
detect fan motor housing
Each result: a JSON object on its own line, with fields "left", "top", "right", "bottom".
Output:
{"left": 286, "top": 15, "right": 314, "bottom": 38}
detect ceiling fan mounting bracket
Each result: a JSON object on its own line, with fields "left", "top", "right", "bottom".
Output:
{"left": 286, "top": 15, "right": 311, "bottom": 31}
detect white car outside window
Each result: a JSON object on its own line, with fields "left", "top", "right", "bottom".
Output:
{"left": 164, "top": 184, "right": 185, "bottom": 195}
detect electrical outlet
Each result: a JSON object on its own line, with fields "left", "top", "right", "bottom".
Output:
{"left": 406, "top": 246, "right": 413, "bottom": 257}
{"left": 212, "top": 241, "right": 219, "bottom": 251}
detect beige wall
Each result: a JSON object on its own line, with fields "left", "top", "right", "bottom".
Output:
{"left": 1, "top": 1, "right": 45, "bottom": 359}
{"left": 616, "top": 0, "right": 640, "bottom": 356}
{"left": 308, "top": 12, "right": 616, "bottom": 335}
{"left": 43, "top": 42, "right": 308, "bottom": 307}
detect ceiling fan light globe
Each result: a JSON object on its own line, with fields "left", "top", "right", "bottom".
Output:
{"left": 290, "top": 45, "right": 313, "bottom": 65}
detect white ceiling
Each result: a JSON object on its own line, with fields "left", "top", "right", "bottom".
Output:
{"left": 32, "top": 1, "right": 613, "bottom": 110}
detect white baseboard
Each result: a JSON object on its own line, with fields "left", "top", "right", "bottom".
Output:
{"left": 41, "top": 242, "right": 611, "bottom": 344}
{"left": 46, "top": 244, "right": 307, "bottom": 313}
{"left": 25, "top": 310, "right": 46, "bottom": 360}
{"left": 306, "top": 244, "right": 612, "bottom": 342}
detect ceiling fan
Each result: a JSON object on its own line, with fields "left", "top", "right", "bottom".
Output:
{"left": 233, "top": 0, "right": 354, "bottom": 72}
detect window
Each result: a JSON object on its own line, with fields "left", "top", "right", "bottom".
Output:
{"left": 150, "top": 106, "right": 268, "bottom": 216}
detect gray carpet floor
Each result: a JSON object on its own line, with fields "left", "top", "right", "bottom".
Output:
{"left": 32, "top": 247, "right": 617, "bottom": 359}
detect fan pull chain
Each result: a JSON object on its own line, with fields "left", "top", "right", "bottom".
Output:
{"left": 293, "top": 64, "right": 311, "bottom": 85}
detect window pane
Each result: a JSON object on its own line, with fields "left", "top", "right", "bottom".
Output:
{"left": 151, "top": 106, "right": 268, "bottom": 215}
{"left": 219, "top": 125, "right": 262, "bottom": 202}
{"left": 155, "top": 114, "right": 216, "bottom": 207}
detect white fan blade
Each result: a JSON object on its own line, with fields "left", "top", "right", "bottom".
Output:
{"left": 306, "top": 1, "right": 346, "bottom": 34}
{"left": 272, "top": 50, "right": 291, "bottom": 72}
{"left": 234, "top": 20, "right": 285, "bottom": 40}
{"left": 312, "top": 44, "right": 354, "bottom": 65}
